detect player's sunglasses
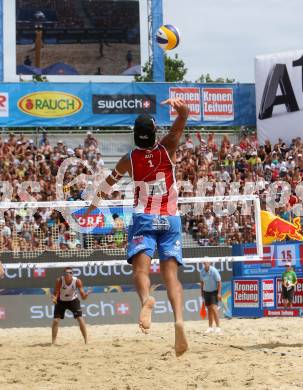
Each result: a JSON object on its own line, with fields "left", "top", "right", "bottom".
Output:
{"left": 64, "top": 271, "right": 73, "bottom": 275}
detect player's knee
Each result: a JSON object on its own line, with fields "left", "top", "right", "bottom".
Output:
{"left": 53, "top": 318, "right": 60, "bottom": 325}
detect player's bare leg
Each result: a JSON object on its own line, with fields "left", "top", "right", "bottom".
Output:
{"left": 132, "top": 252, "right": 155, "bottom": 333}
{"left": 160, "top": 259, "right": 188, "bottom": 357}
{"left": 51, "top": 318, "right": 60, "bottom": 345}
{"left": 0, "top": 262, "right": 4, "bottom": 279}
{"left": 77, "top": 317, "right": 88, "bottom": 344}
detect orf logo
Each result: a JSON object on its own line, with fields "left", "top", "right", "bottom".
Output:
{"left": 18, "top": 92, "right": 83, "bottom": 118}
{"left": 0, "top": 93, "right": 9, "bottom": 117}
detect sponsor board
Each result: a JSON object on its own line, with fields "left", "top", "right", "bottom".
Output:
{"left": 276, "top": 278, "right": 303, "bottom": 308}
{"left": 1, "top": 255, "right": 232, "bottom": 288}
{"left": 264, "top": 309, "right": 299, "bottom": 317}
{"left": 169, "top": 87, "right": 201, "bottom": 121}
{"left": 202, "top": 87, "right": 234, "bottom": 121}
{"left": 244, "top": 245, "right": 274, "bottom": 266}
{"left": 18, "top": 91, "right": 83, "bottom": 117}
{"left": 262, "top": 279, "right": 274, "bottom": 308}
{"left": 92, "top": 95, "right": 156, "bottom": 114}
{"left": 0, "top": 93, "right": 9, "bottom": 117}
{"left": 233, "top": 280, "right": 259, "bottom": 308}
{"left": 0, "top": 290, "right": 230, "bottom": 327}
{"left": 256, "top": 49, "right": 303, "bottom": 144}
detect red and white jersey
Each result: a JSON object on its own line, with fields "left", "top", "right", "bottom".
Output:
{"left": 130, "top": 143, "right": 178, "bottom": 215}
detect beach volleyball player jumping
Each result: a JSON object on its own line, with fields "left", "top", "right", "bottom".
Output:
{"left": 87, "top": 98, "right": 189, "bottom": 356}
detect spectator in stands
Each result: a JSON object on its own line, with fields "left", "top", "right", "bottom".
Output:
{"left": 84, "top": 131, "right": 98, "bottom": 150}
{"left": 24, "top": 55, "right": 32, "bottom": 66}
{"left": 126, "top": 50, "right": 133, "bottom": 68}
{"left": 66, "top": 231, "right": 81, "bottom": 250}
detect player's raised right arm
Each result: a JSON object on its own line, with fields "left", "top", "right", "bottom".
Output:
{"left": 160, "top": 98, "right": 189, "bottom": 159}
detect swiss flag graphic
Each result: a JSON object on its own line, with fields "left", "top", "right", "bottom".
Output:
{"left": 33, "top": 268, "right": 46, "bottom": 278}
{"left": 0, "top": 307, "right": 6, "bottom": 320}
{"left": 150, "top": 263, "right": 160, "bottom": 274}
{"left": 115, "top": 303, "right": 130, "bottom": 315}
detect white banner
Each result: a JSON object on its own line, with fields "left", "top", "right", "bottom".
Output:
{"left": 256, "top": 49, "right": 303, "bottom": 144}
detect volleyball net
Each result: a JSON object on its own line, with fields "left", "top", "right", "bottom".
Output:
{"left": 0, "top": 195, "right": 262, "bottom": 269}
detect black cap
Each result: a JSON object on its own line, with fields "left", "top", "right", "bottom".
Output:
{"left": 134, "top": 114, "right": 157, "bottom": 148}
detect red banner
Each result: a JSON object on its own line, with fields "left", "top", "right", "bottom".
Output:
{"left": 262, "top": 279, "right": 274, "bottom": 308}
{"left": 233, "top": 280, "right": 259, "bottom": 308}
{"left": 276, "top": 278, "right": 303, "bottom": 308}
{"left": 169, "top": 87, "right": 201, "bottom": 121}
{"left": 264, "top": 309, "right": 299, "bottom": 317}
{"left": 202, "top": 88, "right": 234, "bottom": 121}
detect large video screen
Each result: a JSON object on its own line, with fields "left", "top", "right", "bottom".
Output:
{"left": 15, "top": 0, "right": 142, "bottom": 77}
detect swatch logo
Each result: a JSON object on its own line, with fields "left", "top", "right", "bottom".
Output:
{"left": 92, "top": 94, "right": 156, "bottom": 114}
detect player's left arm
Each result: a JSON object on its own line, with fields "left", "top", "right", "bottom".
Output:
{"left": 293, "top": 272, "right": 298, "bottom": 286}
{"left": 160, "top": 98, "right": 189, "bottom": 161}
{"left": 76, "top": 279, "right": 90, "bottom": 300}
{"left": 85, "top": 153, "right": 131, "bottom": 215}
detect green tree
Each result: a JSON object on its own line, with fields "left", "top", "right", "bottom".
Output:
{"left": 135, "top": 54, "right": 187, "bottom": 82}
{"left": 195, "top": 73, "right": 235, "bottom": 83}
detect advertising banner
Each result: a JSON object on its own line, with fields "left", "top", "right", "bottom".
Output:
{"left": 202, "top": 87, "right": 234, "bottom": 121}
{"left": 169, "top": 87, "right": 201, "bottom": 121}
{"left": 264, "top": 309, "right": 300, "bottom": 317}
{"left": 262, "top": 279, "right": 275, "bottom": 308}
{"left": 233, "top": 279, "right": 259, "bottom": 308}
{"left": 73, "top": 206, "right": 133, "bottom": 234}
{"left": 1, "top": 257, "right": 233, "bottom": 289}
{"left": 0, "top": 82, "right": 255, "bottom": 127}
{"left": 256, "top": 49, "right": 303, "bottom": 144}
{"left": 276, "top": 277, "right": 303, "bottom": 308}
{"left": 0, "top": 289, "right": 230, "bottom": 328}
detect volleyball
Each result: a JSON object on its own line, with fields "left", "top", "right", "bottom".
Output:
{"left": 156, "top": 25, "right": 180, "bottom": 51}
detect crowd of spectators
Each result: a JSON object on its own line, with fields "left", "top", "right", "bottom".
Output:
{"left": 83, "top": 0, "right": 139, "bottom": 32}
{"left": 0, "top": 129, "right": 301, "bottom": 252}
{"left": 17, "top": 0, "right": 84, "bottom": 29}
{"left": 176, "top": 131, "right": 303, "bottom": 246}
{"left": 17, "top": 0, "right": 139, "bottom": 31}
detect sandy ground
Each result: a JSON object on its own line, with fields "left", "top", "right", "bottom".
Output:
{"left": 17, "top": 43, "right": 141, "bottom": 75}
{"left": 1, "top": 318, "right": 303, "bottom": 390}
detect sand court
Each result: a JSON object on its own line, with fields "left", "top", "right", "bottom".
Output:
{"left": 1, "top": 318, "right": 303, "bottom": 390}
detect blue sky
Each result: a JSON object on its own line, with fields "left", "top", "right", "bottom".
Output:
{"left": 163, "top": 0, "right": 303, "bottom": 82}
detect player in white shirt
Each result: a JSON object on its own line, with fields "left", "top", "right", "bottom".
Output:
{"left": 51, "top": 267, "right": 90, "bottom": 344}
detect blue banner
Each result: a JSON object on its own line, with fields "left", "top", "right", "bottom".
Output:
{"left": 232, "top": 242, "right": 303, "bottom": 317}
{"left": 0, "top": 82, "right": 256, "bottom": 127}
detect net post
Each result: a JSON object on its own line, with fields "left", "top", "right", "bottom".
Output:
{"left": 254, "top": 195, "right": 263, "bottom": 260}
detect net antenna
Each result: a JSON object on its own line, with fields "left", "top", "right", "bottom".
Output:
{"left": 0, "top": 195, "right": 262, "bottom": 270}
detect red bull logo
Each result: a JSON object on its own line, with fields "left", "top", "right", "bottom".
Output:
{"left": 265, "top": 216, "right": 303, "bottom": 241}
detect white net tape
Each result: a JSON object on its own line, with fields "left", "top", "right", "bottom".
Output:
{"left": 0, "top": 195, "right": 262, "bottom": 269}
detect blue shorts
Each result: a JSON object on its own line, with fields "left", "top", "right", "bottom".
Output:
{"left": 127, "top": 214, "right": 183, "bottom": 266}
